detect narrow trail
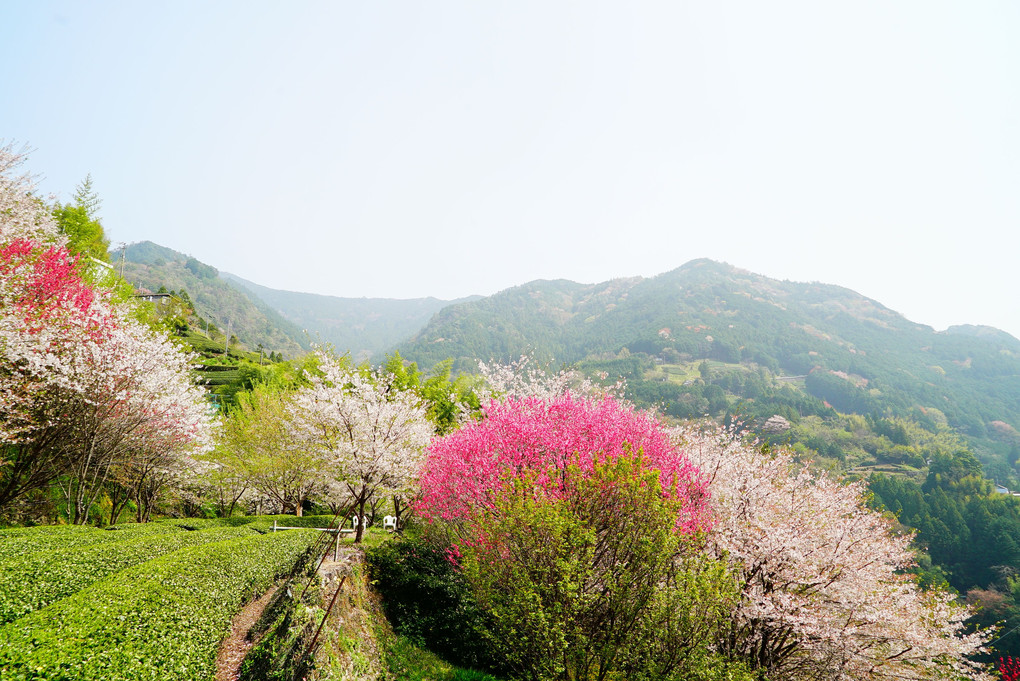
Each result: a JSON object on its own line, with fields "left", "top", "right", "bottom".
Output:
{"left": 215, "top": 585, "right": 279, "bottom": 681}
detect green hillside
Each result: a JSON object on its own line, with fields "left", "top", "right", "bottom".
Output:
{"left": 115, "top": 242, "right": 309, "bottom": 358}
{"left": 399, "top": 259, "right": 1020, "bottom": 484}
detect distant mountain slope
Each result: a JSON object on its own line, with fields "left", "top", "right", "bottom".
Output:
{"left": 116, "top": 242, "right": 308, "bottom": 358}
{"left": 221, "top": 273, "right": 478, "bottom": 361}
{"left": 399, "top": 258, "right": 1020, "bottom": 469}
{"left": 400, "top": 259, "right": 940, "bottom": 366}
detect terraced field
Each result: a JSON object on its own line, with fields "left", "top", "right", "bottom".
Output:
{"left": 0, "top": 516, "right": 332, "bottom": 680}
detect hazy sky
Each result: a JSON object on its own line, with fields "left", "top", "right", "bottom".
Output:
{"left": 3, "top": 2, "right": 1018, "bottom": 339}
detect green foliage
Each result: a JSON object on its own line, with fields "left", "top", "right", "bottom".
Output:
{"left": 51, "top": 203, "right": 110, "bottom": 263}
{"left": 381, "top": 353, "right": 481, "bottom": 434}
{"left": 381, "top": 635, "right": 503, "bottom": 681}
{"left": 869, "top": 464, "right": 1020, "bottom": 658}
{"left": 0, "top": 529, "right": 318, "bottom": 680}
{"left": 0, "top": 526, "right": 258, "bottom": 624}
{"left": 457, "top": 456, "right": 742, "bottom": 681}
{"left": 366, "top": 530, "right": 499, "bottom": 672}
{"left": 0, "top": 521, "right": 175, "bottom": 560}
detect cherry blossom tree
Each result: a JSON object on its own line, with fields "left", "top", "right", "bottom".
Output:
{"left": 290, "top": 350, "right": 432, "bottom": 541}
{"left": 1, "top": 145, "right": 212, "bottom": 521}
{"left": 674, "top": 425, "right": 993, "bottom": 681}
{"left": 0, "top": 144, "right": 62, "bottom": 246}
{"left": 52, "top": 316, "right": 213, "bottom": 523}
{"left": 475, "top": 353, "right": 616, "bottom": 405}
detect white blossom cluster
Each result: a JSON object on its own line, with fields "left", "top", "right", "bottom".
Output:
{"left": 476, "top": 354, "right": 622, "bottom": 405}
{"left": 0, "top": 144, "right": 64, "bottom": 246}
{"left": 1, "top": 145, "right": 213, "bottom": 518}
{"left": 675, "top": 425, "right": 992, "bottom": 681}
{"left": 290, "top": 351, "right": 433, "bottom": 512}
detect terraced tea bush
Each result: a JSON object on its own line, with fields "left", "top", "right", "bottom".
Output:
{"left": 0, "top": 522, "right": 182, "bottom": 562}
{"left": 248, "top": 514, "right": 343, "bottom": 532}
{"left": 0, "top": 528, "right": 319, "bottom": 681}
{"left": 0, "top": 525, "right": 257, "bottom": 624}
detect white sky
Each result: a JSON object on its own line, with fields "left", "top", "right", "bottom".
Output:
{"left": 2, "top": 2, "right": 1018, "bottom": 339}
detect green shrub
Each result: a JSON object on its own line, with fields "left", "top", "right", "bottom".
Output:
{"left": 0, "top": 525, "right": 257, "bottom": 624}
{"left": 366, "top": 533, "right": 499, "bottom": 674}
{"left": 0, "top": 529, "right": 318, "bottom": 681}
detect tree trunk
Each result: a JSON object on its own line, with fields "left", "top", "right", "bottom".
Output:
{"left": 355, "top": 495, "right": 367, "bottom": 543}
{"left": 393, "top": 495, "right": 404, "bottom": 530}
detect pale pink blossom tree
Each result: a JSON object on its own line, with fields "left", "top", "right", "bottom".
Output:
{"left": 1, "top": 145, "right": 213, "bottom": 521}
{"left": 674, "top": 425, "right": 993, "bottom": 681}
{"left": 290, "top": 350, "right": 432, "bottom": 541}
{"left": 475, "top": 353, "right": 622, "bottom": 405}
{"left": 53, "top": 316, "right": 213, "bottom": 523}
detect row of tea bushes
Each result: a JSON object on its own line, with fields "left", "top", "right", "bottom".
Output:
{"left": 0, "top": 522, "right": 183, "bottom": 561}
{"left": 149, "top": 514, "right": 343, "bottom": 532}
{"left": 0, "top": 528, "right": 319, "bottom": 681}
{"left": 0, "top": 525, "right": 258, "bottom": 624}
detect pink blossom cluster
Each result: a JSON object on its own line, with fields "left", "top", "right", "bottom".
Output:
{"left": 1000, "top": 656, "right": 1020, "bottom": 681}
{"left": 417, "top": 392, "right": 710, "bottom": 536}
{"left": 1, "top": 146, "right": 213, "bottom": 514}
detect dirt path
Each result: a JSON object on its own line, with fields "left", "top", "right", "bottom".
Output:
{"left": 215, "top": 585, "right": 279, "bottom": 681}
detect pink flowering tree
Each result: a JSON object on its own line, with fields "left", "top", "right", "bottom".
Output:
{"left": 676, "top": 425, "right": 993, "bottom": 681}
{"left": 416, "top": 393, "right": 744, "bottom": 680}
{"left": 418, "top": 392, "right": 708, "bottom": 531}
{"left": 1, "top": 145, "right": 212, "bottom": 522}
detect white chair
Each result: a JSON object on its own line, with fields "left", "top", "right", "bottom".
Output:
{"left": 383, "top": 515, "right": 397, "bottom": 531}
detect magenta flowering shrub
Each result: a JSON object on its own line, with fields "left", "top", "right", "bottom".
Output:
{"left": 416, "top": 392, "right": 711, "bottom": 535}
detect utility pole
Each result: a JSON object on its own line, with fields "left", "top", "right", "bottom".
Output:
{"left": 115, "top": 243, "right": 127, "bottom": 279}
{"left": 224, "top": 320, "right": 232, "bottom": 356}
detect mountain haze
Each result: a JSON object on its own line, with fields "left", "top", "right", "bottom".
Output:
{"left": 117, "top": 242, "right": 478, "bottom": 361}
{"left": 221, "top": 272, "right": 478, "bottom": 361}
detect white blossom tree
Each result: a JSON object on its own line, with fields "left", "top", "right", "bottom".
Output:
{"left": 291, "top": 350, "right": 432, "bottom": 541}
{"left": 475, "top": 354, "right": 615, "bottom": 405}
{"left": 53, "top": 317, "right": 213, "bottom": 523}
{"left": 1, "top": 145, "right": 213, "bottom": 522}
{"left": 673, "top": 425, "right": 992, "bottom": 681}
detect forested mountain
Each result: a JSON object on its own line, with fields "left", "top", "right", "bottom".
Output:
{"left": 116, "top": 242, "right": 309, "bottom": 358}
{"left": 122, "top": 244, "right": 1020, "bottom": 485}
{"left": 221, "top": 272, "right": 477, "bottom": 361}
{"left": 118, "top": 242, "right": 476, "bottom": 361}
{"left": 399, "top": 259, "right": 1020, "bottom": 482}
